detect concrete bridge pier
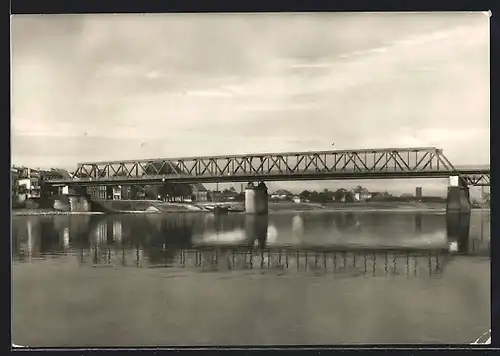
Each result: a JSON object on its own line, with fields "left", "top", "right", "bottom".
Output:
{"left": 245, "top": 181, "right": 268, "bottom": 214}
{"left": 446, "top": 176, "right": 471, "bottom": 214}
{"left": 446, "top": 176, "right": 471, "bottom": 254}
{"left": 61, "top": 185, "right": 91, "bottom": 212}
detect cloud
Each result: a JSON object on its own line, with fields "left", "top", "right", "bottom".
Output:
{"left": 214, "top": 23, "right": 487, "bottom": 100}
{"left": 185, "top": 89, "right": 235, "bottom": 98}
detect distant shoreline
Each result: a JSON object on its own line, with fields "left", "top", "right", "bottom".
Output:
{"left": 11, "top": 201, "right": 489, "bottom": 217}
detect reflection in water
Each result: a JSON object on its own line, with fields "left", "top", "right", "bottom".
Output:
{"left": 63, "top": 228, "right": 69, "bottom": 251}
{"left": 78, "top": 244, "right": 449, "bottom": 278}
{"left": 414, "top": 214, "right": 423, "bottom": 233}
{"left": 291, "top": 214, "right": 303, "bottom": 246}
{"left": 12, "top": 210, "right": 490, "bottom": 269}
{"left": 446, "top": 213, "right": 472, "bottom": 255}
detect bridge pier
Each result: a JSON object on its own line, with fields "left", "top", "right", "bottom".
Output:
{"left": 446, "top": 176, "right": 471, "bottom": 254}
{"left": 60, "top": 185, "right": 91, "bottom": 212}
{"left": 446, "top": 176, "right": 471, "bottom": 214}
{"left": 446, "top": 211, "right": 471, "bottom": 254}
{"left": 245, "top": 181, "right": 268, "bottom": 214}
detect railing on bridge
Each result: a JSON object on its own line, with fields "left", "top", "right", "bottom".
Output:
{"left": 43, "top": 147, "right": 490, "bottom": 186}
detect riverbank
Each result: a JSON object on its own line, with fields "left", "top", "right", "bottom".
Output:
{"left": 12, "top": 209, "right": 105, "bottom": 216}
{"left": 204, "top": 201, "right": 449, "bottom": 212}
{"left": 12, "top": 200, "right": 489, "bottom": 216}
{"left": 12, "top": 201, "right": 210, "bottom": 217}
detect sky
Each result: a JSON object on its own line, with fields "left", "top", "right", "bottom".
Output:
{"left": 11, "top": 12, "right": 490, "bottom": 197}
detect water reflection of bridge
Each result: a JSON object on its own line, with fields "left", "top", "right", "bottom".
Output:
{"left": 81, "top": 244, "right": 452, "bottom": 278}
{"left": 12, "top": 210, "right": 490, "bottom": 264}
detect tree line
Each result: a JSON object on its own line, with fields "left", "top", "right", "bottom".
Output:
{"left": 297, "top": 186, "right": 373, "bottom": 203}
{"left": 296, "top": 186, "right": 447, "bottom": 203}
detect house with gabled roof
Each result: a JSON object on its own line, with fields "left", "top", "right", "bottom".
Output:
{"left": 192, "top": 183, "right": 209, "bottom": 201}
{"left": 270, "top": 189, "right": 294, "bottom": 200}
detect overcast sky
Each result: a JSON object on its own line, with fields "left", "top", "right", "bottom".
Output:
{"left": 11, "top": 12, "right": 490, "bottom": 196}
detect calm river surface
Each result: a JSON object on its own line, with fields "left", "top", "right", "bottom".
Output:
{"left": 12, "top": 209, "right": 490, "bottom": 347}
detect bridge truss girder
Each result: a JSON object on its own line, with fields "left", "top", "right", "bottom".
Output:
{"left": 460, "top": 174, "right": 490, "bottom": 187}
{"left": 44, "top": 147, "right": 489, "bottom": 186}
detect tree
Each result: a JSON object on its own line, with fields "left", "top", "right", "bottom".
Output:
{"left": 353, "top": 185, "right": 369, "bottom": 194}
{"left": 344, "top": 191, "right": 355, "bottom": 202}
{"left": 299, "top": 190, "right": 312, "bottom": 200}
{"left": 144, "top": 185, "right": 160, "bottom": 200}
{"left": 176, "top": 184, "right": 193, "bottom": 201}
{"left": 333, "top": 188, "right": 348, "bottom": 202}
{"left": 321, "top": 189, "right": 334, "bottom": 202}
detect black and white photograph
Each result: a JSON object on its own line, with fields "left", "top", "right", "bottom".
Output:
{"left": 11, "top": 12, "right": 490, "bottom": 347}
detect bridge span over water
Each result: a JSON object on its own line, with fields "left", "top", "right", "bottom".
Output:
{"left": 45, "top": 147, "right": 490, "bottom": 187}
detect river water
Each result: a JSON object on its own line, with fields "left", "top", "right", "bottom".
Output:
{"left": 12, "top": 209, "right": 490, "bottom": 347}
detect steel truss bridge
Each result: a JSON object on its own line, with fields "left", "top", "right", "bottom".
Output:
{"left": 45, "top": 147, "right": 490, "bottom": 186}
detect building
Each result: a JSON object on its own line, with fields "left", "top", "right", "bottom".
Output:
{"left": 12, "top": 166, "right": 30, "bottom": 180}
{"left": 270, "top": 189, "right": 294, "bottom": 200}
{"left": 88, "top": 185, "right": 131, "bottom": 200}
{"left": 39, "top": 169, "right": 69, "bottom": 196}
{"left": 11, "top": 166, "right": 72, "bottom": 202}
{"left": 40, "top": 168, "right": 70, "bottom": 181}
{"left": 221, "top": 189, "right": 239, "bottom": 201}
{"left": 87, "top": 185, "right": 149, "bottom": 200}
{"left": 293, "top": 196, "right": 304, "bottom": 203}
{"left": 353, "top": 192, "right": 372, "bottom": 202}
{"left": 210, "top": 190, "right": 222, "bottom": 202}
{"left": 87, "top": 186, "right": 108, "bottom": 200}
{"left": 17, "top": 168, "right": 42, "bottom": 199}
{"left": 11, "top": 167, "right": 19, "bottom": 180}
{"left": 12, "top": 166, "right": 79, "bottom": 206}
{"left": 111, "top": 186, "right": 121, "bottom": 200}
{"left": 192, "top": 183, "right": 209, "bottom": 201}
{"left": 11, "top": 167, "right": 22, "bottom": 205}
{"left": 11, "top": 167, "right": 19, "bottom": 190}
{"left": 415, "top": 187, "right": 423, "bottom": 198}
